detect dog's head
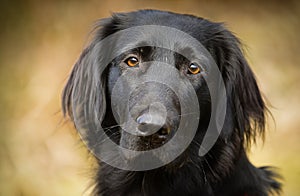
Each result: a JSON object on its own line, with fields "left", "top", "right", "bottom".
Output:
{"left": 62, "top": 10, "right": 266, "bottom": 173}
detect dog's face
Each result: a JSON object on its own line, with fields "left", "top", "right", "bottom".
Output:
{"left": 106, "top": 46, "right": 209, "bottom": 153}
{"left": 63, "top": 10, "right": 266, "bottom": 173}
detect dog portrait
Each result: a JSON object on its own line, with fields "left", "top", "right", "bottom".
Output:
{"left": 62, "top": 10, "right": 281, "bottom": 196}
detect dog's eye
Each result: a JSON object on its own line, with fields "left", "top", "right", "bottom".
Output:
{"left": 125, "top": 56, "right": 139, "bottom": 67}
{"left": 188, "top": 63, "right": 201, "bottom": 74}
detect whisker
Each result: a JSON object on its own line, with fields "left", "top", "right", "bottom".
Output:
{"left": 89, "top": 131, "right": 121, "bottom": 150}
{"left": 200, "top": 162, "right": 207, "bottom": 183}
{"left": 167, "top": 112, "right": 200, "bottom": 119}
{"left": 103, "top": 124, "right": 121, "bottom": 130}
{"left": 204, "top": 157, "right": 218, "bottom": 179}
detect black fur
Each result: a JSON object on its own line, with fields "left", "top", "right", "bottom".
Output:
{"left": 62, "top": 10, "right": 281, "bottom": 196}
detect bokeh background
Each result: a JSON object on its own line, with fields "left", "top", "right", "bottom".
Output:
{"left": 0, "top": 0, "right": 299, "bottom": 195}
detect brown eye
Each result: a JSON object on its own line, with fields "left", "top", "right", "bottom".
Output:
{"left": 125, "top": 56, "right": 139, "bottom": 67}
{"left": 188, "top": 63, "right": 201, "bottom": 74}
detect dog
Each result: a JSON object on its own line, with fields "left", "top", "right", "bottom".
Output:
{"left": 62, "top": 10, "right": 281, "bottom": 196}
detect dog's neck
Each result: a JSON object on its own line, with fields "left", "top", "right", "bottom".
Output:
{"left": 95, "top": 162, "right": 213, "bottom": 196}
{"left": 93, "top": 149, "right": 280, "bottom": 196}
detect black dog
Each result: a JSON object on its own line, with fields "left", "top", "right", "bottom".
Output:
{"left": 62, "top": 10, "right": 281, "bottom": 196}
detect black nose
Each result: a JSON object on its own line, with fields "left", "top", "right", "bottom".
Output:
{"left": 136, "top": 113, "right": 171, "bottom": 137}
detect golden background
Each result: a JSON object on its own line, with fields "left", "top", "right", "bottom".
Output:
{"left": 0, "top": 0, "right": 299, "bottom": 195}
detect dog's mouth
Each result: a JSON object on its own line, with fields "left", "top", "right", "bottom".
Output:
{"left": 118, "top": 123, "right": 178, "bottom": 164}
{"left": 138, "top": 123, "right": 173, "bottom": 146}
{"left": 107, "top": 77, "right": 201, "bottom": 168}
{"left": 118, "top": 102, "right": 181, "bottom": 165}
{"left": 119, "top": 114, "right": 177, "bottom": 152}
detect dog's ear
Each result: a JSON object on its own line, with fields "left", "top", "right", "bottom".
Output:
{"left": 208, "top": 25, "right": 267, "bottom": 147}
{"left": 62, "top": 41, "right": 107, "bottom": 134}
{"left": 62, "top": 15, "right": 130, "bottom": 143}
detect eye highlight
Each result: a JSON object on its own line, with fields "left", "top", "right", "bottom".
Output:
{"left": 125, "top": 56, "right": 139, "bottom": 67}
{"left": 187, "top": 63, "right": 201, "bottom": 75}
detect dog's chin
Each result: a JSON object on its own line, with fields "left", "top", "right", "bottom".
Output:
{"left": 119, "top": 135, "right": 194, "bottom": 172}
{"left": 130, "top": 136, "right": 169, "bottom": 150}
{"left": 118, "top": 150, "right": 191, "bottom": 173}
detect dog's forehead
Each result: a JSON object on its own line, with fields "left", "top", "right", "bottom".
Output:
{"left": 129, "top": 31, "right": 196, "bottom": 52}
{"left": 97, "top": 24, "right": 214, "bottom": 72}
{"left": 120, "top": 39, "right": 209, "bottom": 63}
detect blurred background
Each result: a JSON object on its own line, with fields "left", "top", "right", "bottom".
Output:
{"left": 0, "top": 0, "right": 299, "bottom": 195}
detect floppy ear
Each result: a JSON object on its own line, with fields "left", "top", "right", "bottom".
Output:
{"left": 209, "top": 26, "right": 267, "bottom": 147}
{"left": 62, "top": 42, "right": 107, "bottom": 135}
{"left": 62, "top": 15, "right": 125, "bottom": 139}
{"left": 62, "top": 15, "right": 132, "bottom": 147}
